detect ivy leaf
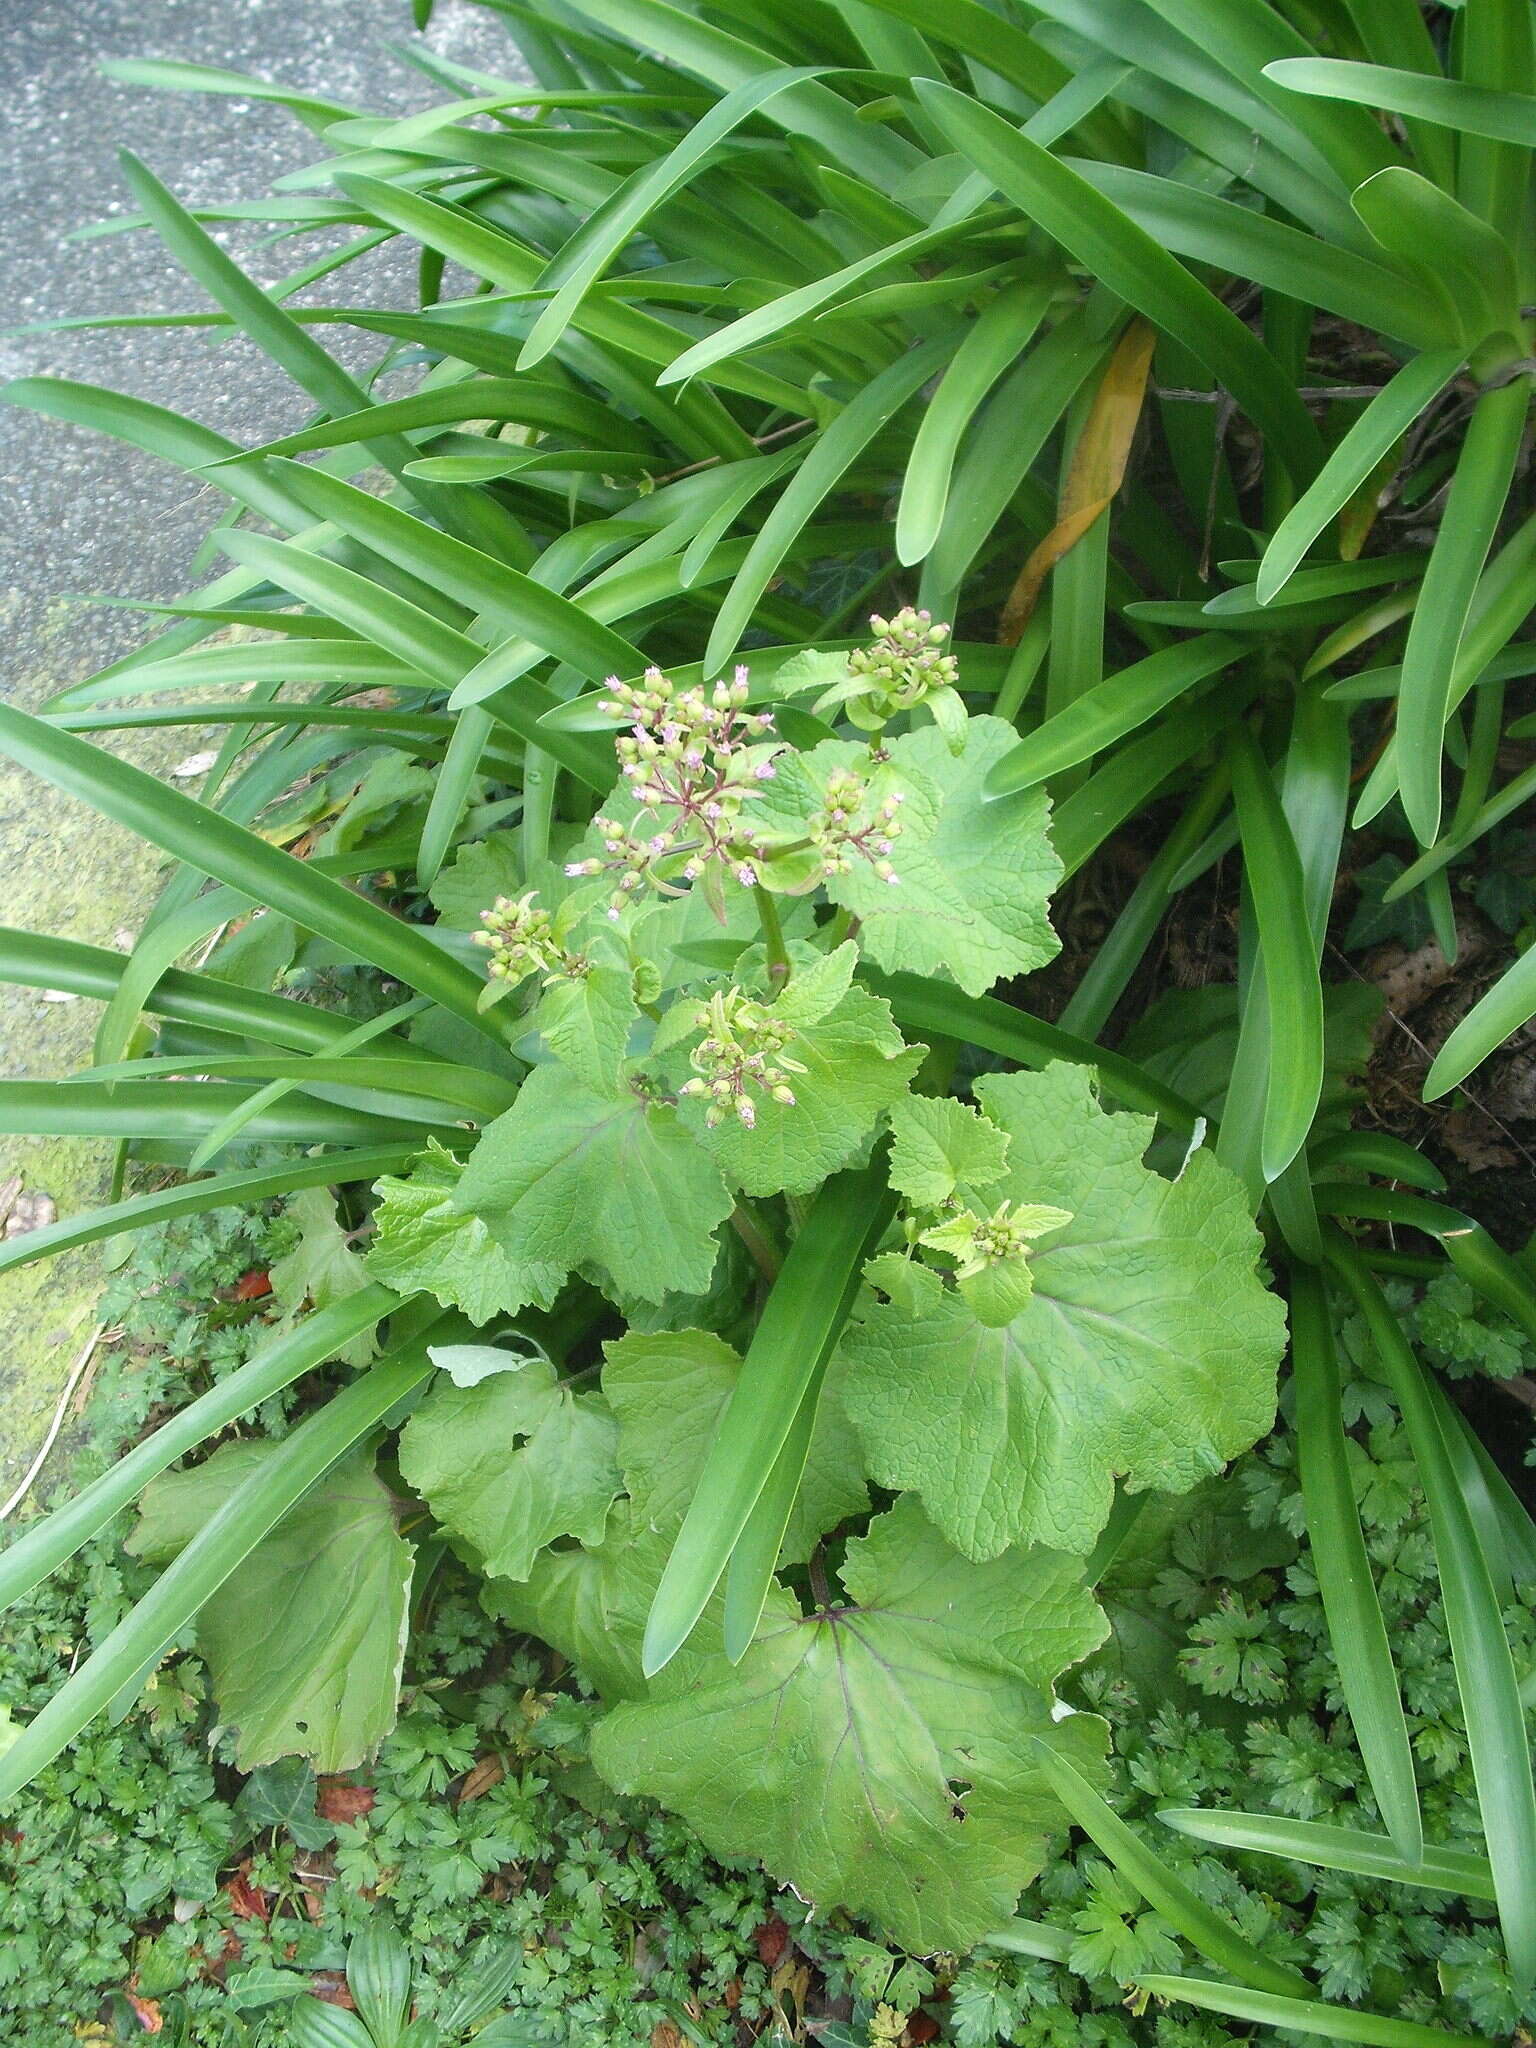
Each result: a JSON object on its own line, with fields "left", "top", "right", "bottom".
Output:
{"left": 793, "top": 718, "right": 1060, "bottom": 995}
{"left": 836, "top": 1064, "right": 1286, "bottom": 1558}
{"left": 887, "top": 1095, "right": 1010, "bottom": 1209}
{"left": 365, "top": 1139, "right": 563, "bottom": 1326}
{"left": 236, "top": 1757, "right": 334, "bottom": 1852}
{"left": 592, "top": 1497, "right": 1109, "bottom": 1952}
{"left": 453, "top": 1064, "right": 733, "bottom": 1303}
{"left": 680, "top": 984, "right": 925, "bottom": 1198}
{"left": 601, "top": 1328, "right": 868, "bottom": 1562}
{"left": 528, "top": 964, "right": 638, "bottom": 1091}
{"left": 428, "top": 836, "right": 522, "bottom": 932}
{"left": 269, "top": 1188, "right": 377, "bottom": 1367}
{"left": 398, "top": 1354, "right": 620, "bottom": 1582}
{"left": 128, "top": 1445, "right": 412, "bottom": 1773}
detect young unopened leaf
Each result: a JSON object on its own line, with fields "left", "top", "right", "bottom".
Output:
{"left": 128, "top": 1445, "right": 412, "bottom": 1772}
{"left": 837, "top": 1064, "right": 1285, "bottom": 1557}
{"left": 593, "top": 1497, "right": 1109, "bottom": 1952}
{"left": 399, "top": 1355, "right": 620, "bottom": 1581}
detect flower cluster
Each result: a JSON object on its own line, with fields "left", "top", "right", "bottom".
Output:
{"left": 807, "top": 767, "right": 904, "bottom": 882}
{"left": 677, "top": 987, "right": 806, "bottom": 1128}
{"left": 920, "top": 1198, "right": 1074, "bottom": 1278}
{"left": 848, "top": 608, "right": 959, "bottom": 705}
{"left": 473, "top": 891, "right": 570, "bottom": 984}
{"left": 565, "top": 667, "right": 783, "bottom": 917}
{"left": 810, "top": 608, "right": 963, "bottom": 740}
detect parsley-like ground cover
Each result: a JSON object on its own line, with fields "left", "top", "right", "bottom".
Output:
{"left": 5, "top": 1198, "right": 1536, "bottom": 2046}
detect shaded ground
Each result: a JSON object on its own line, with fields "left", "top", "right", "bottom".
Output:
{"left": 0, "top": 0, "right": 525, "bottom": 1493}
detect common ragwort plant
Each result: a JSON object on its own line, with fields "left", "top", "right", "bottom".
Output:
{"left": 2, "top": 0, "right": 1536, "bottom": 2039}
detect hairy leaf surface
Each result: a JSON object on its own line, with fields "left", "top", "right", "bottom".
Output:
{"left": 837, "top": 1065, "right": 1286, "bottom": 1556}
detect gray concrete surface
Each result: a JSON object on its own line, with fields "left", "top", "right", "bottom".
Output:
{"left": 0, "top": 0, "right": 526, "bottom": 1492}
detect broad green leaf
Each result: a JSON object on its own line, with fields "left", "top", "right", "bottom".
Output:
{"left": 453, "top": 1063, "right": 734, "bottom": 1303}
{"left": 529, "top": 965, "right": 639, "bottom": 1093}
{"left": 836, "top": 1064, "right": 1285, "bottom": 1557}
{"left": 398, "top": 1355, "right": 620, "bottom": 1581}
{"left": 596, "top": 1497, "right": 1109, "bottom": 1952}
{"left": 128, "top": 1445, "right": 413, "bottom": 1772}
{"left": 428, "top": 836, "right": 524, "bottom": 932}
{"left": 365, "top": 1140, "right": 563, "bottom": 1326}
{"left": 267, "top": 1188, "right": 378, "bottom": 1368}
{"left": 602, "top": 1329, "right": 868, "bottom": 1562}
{"left": 886, "top": 1093, "right": 1010, "bottom": 1209}
{"left": 484, "top": 1500, "right": 677, "bottom": 1704}
{"left": 771, "top": 718, "right": 1061, "bottom": 997}
{"left": 678, "top": 982, "right": 925, "bottom": 1197}
{"left": 1266, "top": 56, "right": 1536, "bottom": 146}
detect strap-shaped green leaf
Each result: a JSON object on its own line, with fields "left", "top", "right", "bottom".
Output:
{"left": 916, "top": 79, "right": 1324, "bottom": 482}
{"left": 1228, "top": 729, "right": 1325, "bottom": 1181}
{"left": 641, "top": 1154, "right": 895, "bottom": 1674}
{"left": 1329, "top": 1243, "right": 1536, "bottom": 1994}
{"left": 0, "top": 1286, "right": 404, "bottom": 1614}
{"left": 0, "top": 705, "right": 498, "bottom": 1036}
{"left": 1290, "top": 1266, "right": 1422, "bottom": 1859}
{"left": 1026, "top": 1739, "right": 1311, "bottom": 1997}
{"left": 1138, "top": 1974, "right": 1494, "bottom": 2048}
{"left": 0, "top": 1321, "right": 445, "bottom": 1803}
{"left": 1268, "top": 56, "right": 1536, "bottom": 145}
{"left": 1159, "top": 1808, "right": 1492, "bottom": 1898}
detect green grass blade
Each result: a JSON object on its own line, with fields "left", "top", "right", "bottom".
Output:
{"left": 0, "top": 1321, "right": 443, "bottom": 1802}
{"left": 1290, "top": 1266, "right": 1422, "bottom": 1859}
{"left": 1050, "top": 689, "right": 1251, "bottom": 880}
{"left": 985, "top": 636, "right": 1239, "bottom": 795}
{"left": 1257, "top": 350, "right": 1465, "bottom": 603}
{"left": 0, "top": 1080, "right": 428, "bottom": 1146}
{"left": 212, "top": 376, "right": 652, "bottom": 458}
{"left": 522, "top": 65, "right": 827, "bottom": 367}
{"left": 895, "top": 279, "right": 1053, "bottom": 566}
{"left": 1267, "top": 57, "right": 1536, "bottom": 145}
{"left": 267, "top": 461, "right": 647, "bottom": 682}
{"left": 1138, "top": 1974, "right": 1493, "bottom": 2048}
{"left": 1158, "top": 1809, "right": 1492, "bottom": 1898}
{"left": 705, "top": 336, "right": 952, "bottom": 669}
{"left": 1228, "top": 729, "right": 1324, "bottom": 1181}
{"left": 1426, "top": 945, "right": 1536, "bottom": 1100}
{"left": 861, "top": 968, "right": 1200, "bottom": 1133}
{"left": 914, "top": 80, "right": 1323, "bottom": 484}
{"left": 721, "top": 1370, "right": 822, "bottom": 1661}
{"left": 641, "top": 1155, "right": 894, "bottom": 1674}
{"left": 0, "top": 1148, "right": 420, "bottom": 1285}
{"left": 1025, "top": 1740, "right": 1311, "bottom": 1997}
{"left": 418, "top": 707, "right": 494, "bottom": 891}
{"left": 0, "top": 1286, "right": 402, "bottom": 1613}
{"left": 0, "top": 705, "right": 498, "bottom": 1038}
{"left": 1328, "top": 1244, "right": 1536, "bottom": 1993}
